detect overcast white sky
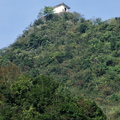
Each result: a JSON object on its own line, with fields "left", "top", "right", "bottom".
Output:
{"left": 0, "top": 0, "right": 120, "bottom": 49}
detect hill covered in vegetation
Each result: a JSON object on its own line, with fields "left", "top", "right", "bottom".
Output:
{"left": 0, "top": 11, "right": 120, "bottom": 119}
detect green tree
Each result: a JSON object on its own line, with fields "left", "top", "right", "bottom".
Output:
{"left": 44, "top": 6, "right": 53, "bottom": 15}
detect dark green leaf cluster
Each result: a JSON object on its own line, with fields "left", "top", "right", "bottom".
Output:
{"left": 0, "top": 70, "right": 106, "bottom": 120}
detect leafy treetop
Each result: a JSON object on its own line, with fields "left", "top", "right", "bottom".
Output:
{"left": 44, "top": 6, "right": 53, "bottom": 15}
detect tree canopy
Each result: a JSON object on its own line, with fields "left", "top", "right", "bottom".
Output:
{"left": 44, "top": 6, "right": 53, "bottom": 15}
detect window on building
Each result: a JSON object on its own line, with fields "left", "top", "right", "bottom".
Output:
{"left": 65, "top": 8, "right": 67, "bottom": 12}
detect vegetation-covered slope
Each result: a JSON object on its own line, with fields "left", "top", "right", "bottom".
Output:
{"left": 0, "top": 12, "right": 120, "bottom": 119}
{"left": 0, "top": 63, "right": 106, "bottom": 120}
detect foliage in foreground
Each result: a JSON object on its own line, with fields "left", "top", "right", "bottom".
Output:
{"left": 0, "top": 64, "right": 106, "bottom": 120}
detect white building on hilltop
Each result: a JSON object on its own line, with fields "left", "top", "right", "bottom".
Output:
{"left": 53, "top": 3, "right": 70, "bottom": 14}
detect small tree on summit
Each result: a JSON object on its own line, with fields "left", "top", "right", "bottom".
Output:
{"left": 44, "top": 6, "right": 53, "bottom": 15}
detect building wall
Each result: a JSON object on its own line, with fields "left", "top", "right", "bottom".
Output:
{"left": 53, "top": 5, "right": 69, "bottom": 13}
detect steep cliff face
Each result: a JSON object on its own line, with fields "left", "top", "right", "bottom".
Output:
{"left": 0, "top": 12, "right": 120, "bottom": 119}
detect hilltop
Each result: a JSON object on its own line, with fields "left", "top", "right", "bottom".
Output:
{"left": 0, "top": 11, "right": 120, "bottom": 119}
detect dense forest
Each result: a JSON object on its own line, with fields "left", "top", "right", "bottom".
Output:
{"left": 0, "top": 9, "right": 120, "bottom": 119}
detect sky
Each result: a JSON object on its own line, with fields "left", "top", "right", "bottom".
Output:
{"left": 0, "top": 0, "right": 120, "bottom": 49}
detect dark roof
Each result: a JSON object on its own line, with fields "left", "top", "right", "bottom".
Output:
{"left": 53, "top": 3, "right": 70, "bottom": 9}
